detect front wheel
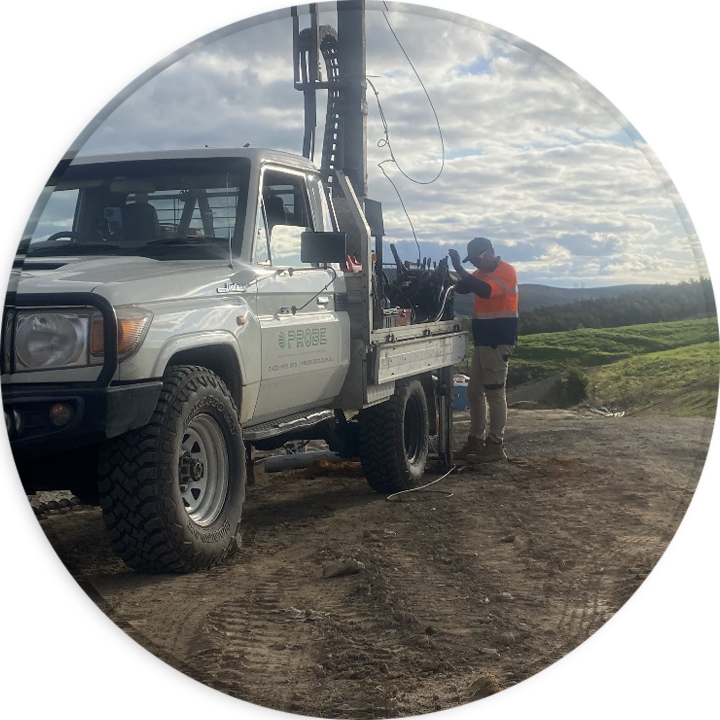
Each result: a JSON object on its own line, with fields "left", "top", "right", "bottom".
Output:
{"left": 358, "top": 379, "right": 430, "bottom": 493}
{"left": 98, "top": 365, "right": 245, "bottom": 573}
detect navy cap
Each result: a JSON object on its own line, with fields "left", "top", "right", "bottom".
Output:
{"left": 463, "top": 237, "right": 494, "bottom": 262}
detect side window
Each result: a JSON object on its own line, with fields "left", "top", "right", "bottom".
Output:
{"left": 255, "top": 206, "right": 270, "bottom": 265}
{"left": 316, "top": 179, "right": 335, "bottom": 232}
{"left": 258, "top": 170, "right": 313, "bottom": 267}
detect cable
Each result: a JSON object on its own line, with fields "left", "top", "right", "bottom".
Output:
{"left": 368, "top": 1, "right": 446, "bottom": 263}
{"left": 379, "top": 2, "right": 446, "bottom": 186}
{"left": 290, "top": 266, "right": 338, "bottom": 314}
{"left": 386, "top": 465, "right": 456, "bottom": 501}
{"left": 283, "top": 440, "right": 311, "bottom": 454}
{"left": 432, "top": 283, "right": 455, "bottom": 323}
{"left": 376, "top": 154, "right": 421, "bottom": 263}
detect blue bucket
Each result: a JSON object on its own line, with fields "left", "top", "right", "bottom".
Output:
{"left": 453, "top": 382, "right": 469, "bottom": 411}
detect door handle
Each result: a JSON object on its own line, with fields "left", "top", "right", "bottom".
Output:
{"left": 317, "top": 296, "right": 330, "bottom": 306}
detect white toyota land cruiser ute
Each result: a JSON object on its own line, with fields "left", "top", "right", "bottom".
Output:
{"left": 3, "top": 148, "right": 465, "bottom": 572}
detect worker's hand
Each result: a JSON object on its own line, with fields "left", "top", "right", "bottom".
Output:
{"left": 448, "top": 248, "right": 463, "bottom": 272}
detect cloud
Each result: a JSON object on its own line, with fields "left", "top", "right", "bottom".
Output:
{"left": 66, "top": 5, "right": 700, "bottom": 287}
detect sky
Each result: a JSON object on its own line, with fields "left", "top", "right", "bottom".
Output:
{"left": 61, "top": 3, "right": 707, "bottom": 288}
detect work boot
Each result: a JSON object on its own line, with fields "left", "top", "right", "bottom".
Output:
{"left": 480, "top": 439, "right": 507, "bottom": 462}
{"left": 455, "top": 435, "right": 485, "bottom": 459}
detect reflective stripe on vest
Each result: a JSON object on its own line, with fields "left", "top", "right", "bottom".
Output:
{"left": 473, "top": 310, "right": 519, "bottom": 319}
{"left": 472, "top": 260, "right": 519, "bottom": 319}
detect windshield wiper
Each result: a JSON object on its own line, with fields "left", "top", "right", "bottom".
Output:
{"left": 145, "top": 236, "right": 228, "bottom": 246}
{"left": 26, "top": 243, "right": 121, "bottom": 257}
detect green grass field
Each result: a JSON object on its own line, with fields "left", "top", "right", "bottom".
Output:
{"left": 590, "top": 341, "right": 719, "bottom": 416}
{"left": 462, "top": 316, "right": 719, "bottom": 416}
{"left": 512, "top": 317, "right": 719, "bottom": 370}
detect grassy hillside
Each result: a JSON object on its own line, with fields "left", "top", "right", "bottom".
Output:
{"left": 459, "top": 317, "right": 719, "bottom": 416}
{"left": 512, "top": 317, "right": 718, "bottom": 373}
{"left": 591, "top": 342, "right": 719, "bottom": 417}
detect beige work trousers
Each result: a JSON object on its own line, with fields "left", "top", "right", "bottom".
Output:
{"left": 468, "top": 344, "right": 513, "bottom": 444}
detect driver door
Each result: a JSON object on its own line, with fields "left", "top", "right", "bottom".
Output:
{"left": 251, "top": 167, "right": 346, "bottom": 421}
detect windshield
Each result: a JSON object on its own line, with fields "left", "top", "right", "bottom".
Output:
{"left": 26, "top": 157, "right": 251, "bottom": 260}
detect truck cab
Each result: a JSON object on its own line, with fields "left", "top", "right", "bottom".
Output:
{"left": 5, "top": 149, "right": 349, "bottom": 437}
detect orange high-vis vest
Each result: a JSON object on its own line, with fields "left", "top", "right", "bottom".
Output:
{"left": 472, "top": 260, "right": 519, "bottom": 319}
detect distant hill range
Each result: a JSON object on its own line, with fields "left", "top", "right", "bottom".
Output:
{"left": 453, "top": 283, "right": 650, "bottom": 316}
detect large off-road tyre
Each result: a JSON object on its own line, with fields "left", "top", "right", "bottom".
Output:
{"left": 98, "top": 366, "right": 245, "bottom": 573}
{"left": 358, "top": 379, "right": 430, "bottom": 493}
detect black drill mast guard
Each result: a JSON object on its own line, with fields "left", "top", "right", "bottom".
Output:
{"left": 292, "top": 1, "right": 368, "bottom": 202}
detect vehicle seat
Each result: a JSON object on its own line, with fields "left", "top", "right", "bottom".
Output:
{"left": 123, "top": 202, "right": 161, "bottom": 241}
{"left": 264, "top": 194, "right": 287, "bottom": 234}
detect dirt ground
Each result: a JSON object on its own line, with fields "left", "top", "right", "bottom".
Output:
{"left": 34, "top": 408, "right": 711, "bottom": 718}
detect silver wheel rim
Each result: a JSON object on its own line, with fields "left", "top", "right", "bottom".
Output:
{"left": 404, "top": 393, "right": 425, "bottom": 464}
{"left": 179, "top": 413, "right": 229, "bottom": 527}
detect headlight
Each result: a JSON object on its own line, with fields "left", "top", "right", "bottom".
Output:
{"left": 13, "top": 306, "right": 152, "bottom": 372}
{"left": 15, "top": 311, "right": 88, "bottom": 370}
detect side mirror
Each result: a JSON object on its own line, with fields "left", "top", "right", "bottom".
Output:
{"left": 301, "top": 231, "right": 347, "bottom": 264}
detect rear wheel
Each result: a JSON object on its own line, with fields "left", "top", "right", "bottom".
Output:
{"left": 98, "top": 365, "right": 245, "bottom": 573}
{"left": 358, "top": 379, "right": 430, "bottom": 493}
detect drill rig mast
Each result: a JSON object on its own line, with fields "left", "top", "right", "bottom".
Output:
{"left": 292, "top": 1, "right": 367, "bottom": 202}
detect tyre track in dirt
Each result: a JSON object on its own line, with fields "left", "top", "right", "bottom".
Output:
{"left": 181, "top": 479, "right": 392, "bottom": 715}
{"left": 334, "top": 521, "right": 496, "bottom": 714}
{"left": 186, "top": 563, "right": 323, "bottom": 711}
{"left": 447, "top": 417, "right": 701, "bottom": 675}
{"left": 452, "top": 458, "right": 616, "bottom": 678}
{"left": 229, "top": 476, "right": 506, "bottom": 716}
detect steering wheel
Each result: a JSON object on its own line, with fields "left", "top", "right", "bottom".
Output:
{"left": 45, "top": 231, "right": 89, "bottom": 244}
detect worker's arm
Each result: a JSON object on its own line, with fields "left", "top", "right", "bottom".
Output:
{"left": 448, "top": 250, "right": 491, "bottom": 299}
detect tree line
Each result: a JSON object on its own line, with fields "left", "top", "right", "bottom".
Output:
{"left": 518, "top": 278, "right": 716, "bottom": 335}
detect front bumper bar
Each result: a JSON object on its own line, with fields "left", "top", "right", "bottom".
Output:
{"left": 4, "top": 380, "right": 163, "bottom": 455}
{"left": 2, "top": 291, "right": 161, "bottom": 455}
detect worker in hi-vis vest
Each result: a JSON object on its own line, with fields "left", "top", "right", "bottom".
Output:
{"left": 448, "top": 237, "right": 518, "bottom": 462}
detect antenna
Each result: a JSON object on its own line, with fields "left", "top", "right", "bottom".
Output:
{"left": 225, "top": 172, "right": 234, "bottom": 270}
